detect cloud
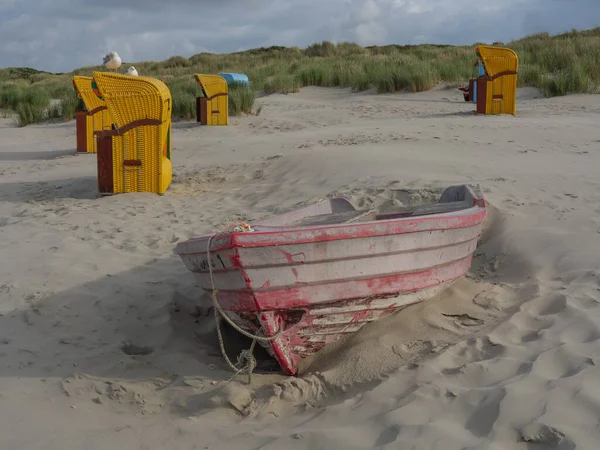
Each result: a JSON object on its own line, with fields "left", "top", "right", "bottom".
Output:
{"left": 0, "top": 0, "right": 599, "bottom": 72}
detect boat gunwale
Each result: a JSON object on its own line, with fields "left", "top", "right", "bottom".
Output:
{"left": 174, "top": 204, "right": 486, "bottom": 255}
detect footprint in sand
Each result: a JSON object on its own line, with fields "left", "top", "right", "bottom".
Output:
{"left": 442, "top": 312, "right": 485, "bottom": 327}
{"left": 120, "top": 341, "right": 154, "bottom": 356}
{"left": 438, "top": 336, "right": 505, "bottom": 375}
{"left": 525, "top": 292, "right": 568, "bottom": 316}
{"left": 520, "top": 422, "right": 572, "bottom": 448}
{"left": 558, "top": 316, "right": 600, "bottom": 344}
{"left": 530, "top": 345, "right": 595, "bottom": 380}
{"left": 490, "top": 310, "right": 554, "bottom": 345}
{"left": 463, "top": 388, "right": 507, "bottom": 437}
{"left": 575, "top": 292, "right": 600, "bottom": 310}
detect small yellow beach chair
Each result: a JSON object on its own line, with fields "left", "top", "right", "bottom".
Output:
{"left": 194, "top": 74, "right": 228, "bottom": 125}
{"left": 474, "top": 45, "right": 519, "bottom": 115}
{"left": 91, "top": 71, "right": 173, "bottom": 195}
{"left": 72, "top": 76, "right": 113, "bottom": 153}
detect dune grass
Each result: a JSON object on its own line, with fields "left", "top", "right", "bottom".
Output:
{"left": 1, "top": 27, "right": 599, "bottom": 125}
{"left": 228, "top": 82, "right": 258, "bottom": 116}
{"left": 0, "top": 80, "right": 79, "bottom": 126}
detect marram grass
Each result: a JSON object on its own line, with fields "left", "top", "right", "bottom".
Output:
{"left": 1, "top": 27, "right": 599, "bottom": 125}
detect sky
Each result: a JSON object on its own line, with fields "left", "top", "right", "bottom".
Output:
{"left": 0, "top": 0, "right": 599, "bottom": 73}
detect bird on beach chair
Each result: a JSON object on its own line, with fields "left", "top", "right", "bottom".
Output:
{"left": 103, "top": 52, "right": 122, "bottom": 72}
{"left": 125, "top": 66, "right": 138, "bottom": 76}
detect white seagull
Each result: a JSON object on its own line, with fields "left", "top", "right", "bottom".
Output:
{"left": 125, "top": 65, "right": 138, "bottom": 76}
{"left": 103, "top": 52, "right": 122, "bottom": 71}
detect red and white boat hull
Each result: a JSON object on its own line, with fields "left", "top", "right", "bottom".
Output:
{"left": 175, "top": 184, "right": 487, "bottom": 375}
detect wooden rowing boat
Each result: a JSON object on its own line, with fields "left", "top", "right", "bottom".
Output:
{"left": 175, "top": 184, "right": 487, "bottom": 375}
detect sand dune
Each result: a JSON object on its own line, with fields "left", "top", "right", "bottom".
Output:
{"left": 1, "top": 86, "right": 600, "bottom": 449}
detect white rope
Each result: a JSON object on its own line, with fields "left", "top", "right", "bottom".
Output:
{"left": 206, "top": 225, "right": 284, "bottom": 384}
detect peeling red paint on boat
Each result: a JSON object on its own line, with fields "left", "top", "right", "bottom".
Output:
{"left": 279, "top": 248, "right": 306, "bottom": 264}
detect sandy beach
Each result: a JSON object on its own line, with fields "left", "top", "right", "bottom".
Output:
{"left": 1, "top": 86, "right": 600, "bottom": 449}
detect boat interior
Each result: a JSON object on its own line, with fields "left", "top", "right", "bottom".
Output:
{"left": 254, "top": 184, "right": 482, "bottom": 228}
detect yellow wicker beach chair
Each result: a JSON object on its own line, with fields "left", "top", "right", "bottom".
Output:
{"left": 72, "top": 76, "right": 113, "bottom": 153}
{"left": 91, "top": 71, "right": 173, "bottom": 195}
{"left": 194, "top": 74, "right": 228, "bottom": 125}
{"left": 475, "top": 45, "right": 519, "bottom": 115}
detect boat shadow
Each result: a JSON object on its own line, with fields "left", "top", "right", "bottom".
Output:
{"left": 0, "top": 256, "right": 280, "bottom": 385}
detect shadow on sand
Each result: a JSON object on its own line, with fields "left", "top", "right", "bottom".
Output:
{"left": 171, "top": 121, "right": 202, "bottom": 130}
{"left": 0, "top": 256, "right": 277, "bottom": 385}
{"left": 1, "top": 177, "right": 100, "bottom": 203}
{"left": 0, "top": 148, "right": 79, "bottom": 162}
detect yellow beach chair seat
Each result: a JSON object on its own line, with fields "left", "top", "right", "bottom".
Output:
{"left": 194, "top": 74, "right": 228, "bottom": 126}
{"left": 91, "top": 71, "right": 173, "bottom": 195}
{"left": 475, "top": 45, "right": 519, "bottom": 115}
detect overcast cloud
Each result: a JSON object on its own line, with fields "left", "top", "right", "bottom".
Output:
{"left": 0, "top": 0, "right": 598, "bottom": 73}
